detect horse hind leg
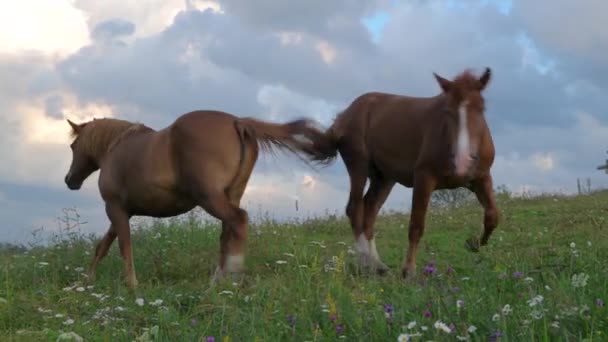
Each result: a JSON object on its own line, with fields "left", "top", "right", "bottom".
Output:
{"left": 361, "top": 175, "right": 395, "bottom": 275}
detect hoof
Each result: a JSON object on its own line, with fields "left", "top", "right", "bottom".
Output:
{"left": 465, "top": 237, "right": 481, "bottom": 253}
{"left": 375, "top": 263, "right": 390, "bottom": 276}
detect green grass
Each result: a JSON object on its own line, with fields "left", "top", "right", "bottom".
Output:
{"left": 1, "top": 190, "right": 607, "bottom": 341}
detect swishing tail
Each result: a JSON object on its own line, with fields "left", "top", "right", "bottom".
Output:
{"left": 234, "top": 117, "right": 338, "bottom": 165}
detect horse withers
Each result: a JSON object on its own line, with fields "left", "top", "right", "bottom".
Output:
{"left": 308, "top": 68, "right": 500, "bottom": 278}
{"left": 64, "top": 110, "right": 328, "bottom": 289}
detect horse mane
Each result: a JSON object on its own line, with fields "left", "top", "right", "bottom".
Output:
{"left": 72, "top": 118, "right": 154, "bottom": 159}
{"left": 451, "top": 69, "right": 486, "bottom": 110}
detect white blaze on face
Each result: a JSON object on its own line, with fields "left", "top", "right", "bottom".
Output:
{"left": 454, "top": 100, "right": 472, "bottom": 176}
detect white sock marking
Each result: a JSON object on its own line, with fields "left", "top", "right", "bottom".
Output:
{"left": 369, "top": 238, "right": 381, "bottom": 262}
{"left": 224, "top": 254, "right": 244, "bottom": 273}
{"left": 355, "top": 234, "right": 369, "bottom": 255}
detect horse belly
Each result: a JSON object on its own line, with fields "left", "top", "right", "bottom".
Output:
{"left": 128, "top": 186, "right": 196, "bottom": 218}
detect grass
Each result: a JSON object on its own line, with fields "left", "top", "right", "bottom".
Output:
{"left": 1, "top": 190, "right": 607, "bottom": 341}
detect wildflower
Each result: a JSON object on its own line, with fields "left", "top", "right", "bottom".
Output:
{"left": 276, "top": 260, "right": 288, "bottom": 265}
{"left": 570, "top": 242, "right": 576, "bottom": 249}
{"left": 551, "top": 321, "right": 560, "bottom": 328}
{"left": 190, "top": 319, "right": 198, "bottom": 326}
{"left": 512, "top": 271, "right": 523, "bottom": 279}
{"left": 424, "top": 260, "right": 437, "bottom": 275}
{"left": 461, "top": 277, "right": 470, "bottom": 281}
{"left": 76, "top": 287, "right": 85, "bottom": 292}
{"left": 434, "top": 320, "right": 451, "bottom": 333}
{"left": 384, "top": 304, "right": 394, "bottom": 313}
{"left": 55, "top": 313, "right": 65, "bottom": 318}
{"left": 74, "top": 267, "right": 84, "bottom": 272}
{"left": 135, "top": 298, "right": 145, "bottom": 306}
{"left": 456, "top": 336, "right": 469, "bottom": 341}
{"left": 63, "top": 318, "right": 75, "bottom": 325}
{"left": 115, "top": 306, "right": 125, "bottom": 312}
{"left": 492, "top": 313, "right": 500, "bottom": 321}
{"left": 150, "top": 299, "right": 163, "bottom": 306}
{"left": 468, "top": 325, "right": 477, "bottom": 333}
{"left": 287, "top": 314, "right": 296, "bottom": 327}
{"left": 456, "top": 300, "right": 465, "bottom": 310}
{"left": 56, "top": 332, "right": 84, "bottom": 342}
{"left": 219, "top": 290, "right": 234, "bottom": 296}
{"left": 527, "top": 295, "right": 544, "bottom": 307}
{"left": 38, "top": 262, "right": 49, "bottom": 266}
{"left": 206, "top": 337, "right": 215, "bottom": 342}
{"left": 397, "top": 334, "right": 410, "bottom": 342}
{"left": 447, "top": 266, "right": 455, "bottom": 275}
{"left": 524, "top": 277, "right": 534, "bottom": 283}
{"left": 596, "top": 298, "right": 604, "bottom": 308}
{"left": 502, "top": 304, "right": 512, "bottom": 315}
{"left": 571, "top": 273, "right": 589, "bottom": 288}
{"left": 329, "top": 314, "right": 337, "bottom": 322}
{"left": 545, "top": 285, "right": 552, "bottom": 291}
{"left": 336, "top": 324, "right": 344, "bottom": 333}
{"left": 407, "top": 321, "right": 417, "bottom": 329}
{"left": 423, "top": 309, "right": 432, "bottom": 318}
{"left": 489, "top": 330, "right": 504, "bottom": 342}
{"left": 530, "top": 310, "right": 544, "bottom": 320}
{"left": 421, "top": 326, "right": 428, "bottom": 331}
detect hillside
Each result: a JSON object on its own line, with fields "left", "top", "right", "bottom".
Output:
{"left": 1, "top": 190, "right": 607, "bottom": 341}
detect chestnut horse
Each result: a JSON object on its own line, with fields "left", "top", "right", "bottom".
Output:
{"left": 308, "top": 68, "right": 500, "bottom": 277}
{"left": 64, "top": 110, "right": 328, "bottom": 288}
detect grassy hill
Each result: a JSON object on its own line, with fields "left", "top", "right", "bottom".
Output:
{"left": 1, "top": 190, "right": 607, "bottom": 341}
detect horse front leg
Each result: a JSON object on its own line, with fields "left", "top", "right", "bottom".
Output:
{"left": 402, "top": 172, "right": 436, "bottom": 278}
{"left": 466, "top": 174, "right": 500, "bottom": 252}
{"left": 105, "top": 203, "right": 138, "bottom": 289}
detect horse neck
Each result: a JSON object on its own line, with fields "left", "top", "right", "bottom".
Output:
{"left": 86, "top": 122, "right": 137, "bottom": 163}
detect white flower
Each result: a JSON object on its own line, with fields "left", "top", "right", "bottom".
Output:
{"left": 434, "top": 320, "right": 452, "bottom": 333}
{"left": 62, "top": 318, "right": 75, "bottom": 325}
{"left": 150, "top": 299, "right": 163, "bottom": 306}
{"left": 56, "top": 332, "right": 84, "bottom": 342}
{"left": 545, "top": 285, "right": 552, "bottom": 291}
{"left": 502, "top": 304, "right": 512, "bottom": 315}
{"left": 115, "top": 306, "right": 125, "bottom": 312}
{"left": 456, "top": 336, "right": 469, "bottom": 341}
{"left": 524, "top": 277, "right": 534, "bottom": 283}
{"left": 407, "top": 321, "right": 417, "bottom": 329}
{"left": 551, "top": 321, "right": 560, "bottom": 328}
{"left": 62, "top": 285, "right": 76, "bottom": 292}
{"left": 421, "top": 326, "right": 428, "bottom": 331}
{"left": 135, "top": 298, "right": 145, "bottom": 306}
{"left": 38, "top": 262, "right": 49, "bottom": 266}
{"left": 531, "top": 310, "right": 544, "bottom": 320}
{"left": 275, "top": 260, "right": 288, "bottom": 265}
{"left": 461, "top": 277, "right": 470, "bottom": 281}
{"left": 570, "top": 242, "right": 576, "bottom": 249}
{"left": 456, "top": 300, "right": 464, "bottom": 309}
{"left": 398, "top": 333, "right": 422, "bottom": 342}
{"left": 283, "top": 253, "right": 295, "bottom": 257}
{"left": 467, "top": 325, "right": 477, "bottom": 333}
{"left": 76, "top": 287, "right": 85, "bottom": 292}
{"left": 55, "top": 313, "right": 65, "bottom": 318}
{"left": 492, "top": 313, "right": 500, "bottom": 321}
{"left": 74, "top": 267, "right": 84, "bottom": 273}
{"left": 219, "top": 290, "right": 234, "bottom": 296}
{"left": 527, "top": 295, "right": 544, "bottom": 307}
{"left": 587, "top": 241, "right": 592, "bottom": 247}
{"left": 571, "top": 273, "right": 589, "bottom": 288}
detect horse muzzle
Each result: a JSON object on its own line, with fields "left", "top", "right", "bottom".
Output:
{"left": 65, "top": 174, "right": 82, "bottom": 190}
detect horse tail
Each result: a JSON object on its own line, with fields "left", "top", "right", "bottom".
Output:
{"left": 234, "top": 117, "right": 338, "bottom": 166}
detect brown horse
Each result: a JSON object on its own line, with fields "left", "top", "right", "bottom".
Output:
{"left": 64, "top": 110, "right": 328, "bottom": 288}
{"left": 308, "top": 68, "right": 500, "bottom": 277}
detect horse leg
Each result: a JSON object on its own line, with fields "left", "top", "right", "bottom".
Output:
{"left": 342, "top": 158, "right": 369, "bottom": 271}
{"left": 197, "top": 192, "right": 248, "bottom": 284}
{"left": 87, "top": 225, "right": 117, "bottom": 282}
{"left": 105, "top": 203, "right": 137, "bottom": 289}
{"left": 402, "top": 172, "right": 436, "bottom": 278}
{"left": 466, "top": 174, "right": 500, "bottom": 252}
{"left": 361, "top": 175, "right": 395, "bottom": 275}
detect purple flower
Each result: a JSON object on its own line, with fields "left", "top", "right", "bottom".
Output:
{"left": 447, "top": 266, "right": 455, "bottom": 275}
{"left": 489, "top": 330, "right": 504, "bottom": 342}
{"left": 424, "top": 262, "right": 437, "bottom": 275}
{"left": 336, "top": 324, "right": 343, "bottom": 333}
{"left": 449, "top": 323, "right": 456, "bottom": 332}
{"left": 512, "top": 271, "right": 523, "bottom": 279}
{"left": 329, "top": 314, "right": 337, "bottom": 322}
{"left": 597, "top": 298, "right": 604, "bottom": 308}
{"left": 384, "top": 304, "right": 394, "bottom": 313}
{"left": 423, "top": 309, "right": 432, "bottom": 318}
{"left": 206, "top": 337, "right": 215, "bottom": 342}
{"left": 287, "top": 314, "right": 296, "bottom": 327}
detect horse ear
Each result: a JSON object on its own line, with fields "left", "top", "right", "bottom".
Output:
{"left": 67, "top": 119, "right": 83, "bottom": 135}
{"left": 433, "top": 72, "right": 452, "bottom": 93}
{"left": 478, "top": 67, "right": 491, "bottom": 91}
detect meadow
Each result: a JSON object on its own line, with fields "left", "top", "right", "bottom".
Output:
{"left": 0, "top": 189, "right": 607, "bottom": 341}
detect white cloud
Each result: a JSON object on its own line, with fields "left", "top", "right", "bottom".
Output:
{"left": 0, "top": 0, "right": 89, "bottom": 56}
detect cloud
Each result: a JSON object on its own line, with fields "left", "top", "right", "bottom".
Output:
{"left": 1, "top": 0, "right": 607, "bottom": 243}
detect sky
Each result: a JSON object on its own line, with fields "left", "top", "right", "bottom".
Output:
{"left": 0, "top": 0, "right": 607, "bottom": 243}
